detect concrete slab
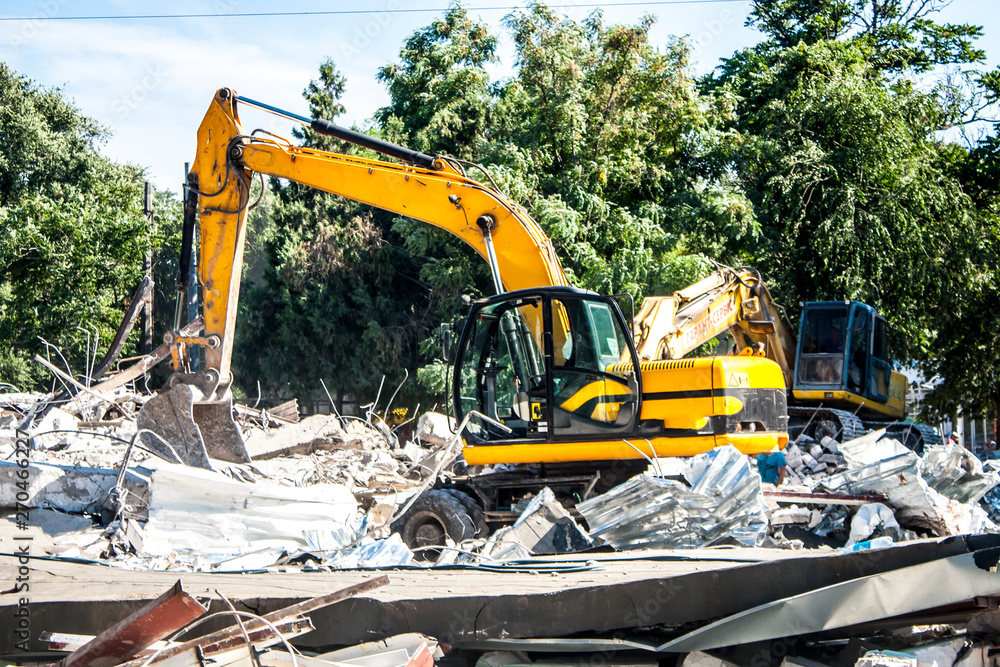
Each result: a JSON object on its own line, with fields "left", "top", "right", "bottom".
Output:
{"left": 1, "top": 536, "right": 994, "bottom": 653}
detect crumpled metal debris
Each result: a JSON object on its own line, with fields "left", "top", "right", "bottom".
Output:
{"left": 577, "top": 445, "right": 768, "bottom": 549}
{"left": 921, "top": 444, "right": 1000, "bottom": 504}
{"left": 821, "top": 431, "right": 996, "bottom": 537}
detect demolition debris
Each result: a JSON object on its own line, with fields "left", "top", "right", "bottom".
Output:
{"left": 4, "top": 360, "right": 1000, "bottom": 666}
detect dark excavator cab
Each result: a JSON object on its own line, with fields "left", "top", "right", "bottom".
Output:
{"left": 794, "top": 301, "right": 895, "bottom": 415}
{"left": 452, "top": 287, "right": 642, "bottom": 446}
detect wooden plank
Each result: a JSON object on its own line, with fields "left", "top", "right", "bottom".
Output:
{"left": 118, "top": 618, "right": 313, "bottom": 667}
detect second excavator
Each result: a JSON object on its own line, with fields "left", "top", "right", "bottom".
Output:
{"left": 633, "top": 265, "right": 939, "bottom": 451}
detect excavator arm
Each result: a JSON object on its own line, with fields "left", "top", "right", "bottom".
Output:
{"left": 138, "top": 89, "right": 569, "bottom": 467}
{"left": 633, "top": 265, "right": 799, "bottom": 384}
{"left": 196, "top": 90, "right": 568, "bottom": 377}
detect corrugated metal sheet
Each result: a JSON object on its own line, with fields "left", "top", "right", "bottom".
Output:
{"left": 577, "top": 445, "right": 768, "bottom": 549}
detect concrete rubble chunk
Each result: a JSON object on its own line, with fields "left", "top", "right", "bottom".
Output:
{"left": 0, "top": 460, "right": 149, "bottom": 516}
{"left": 416, "top": 411, "right": 456, "bottom": 446}
{"left": 29, "top": 407, "right": 80, "bottom": 449}
{"left": 770, "top": 506, "right": 814, "bottom": 526}
{"left": 486, "top": 487, "right": 595, "bottom": 556}
{"left": 245, "top": 413, "right": 380, "bottom": 460}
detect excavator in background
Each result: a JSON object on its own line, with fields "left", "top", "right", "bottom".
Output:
{"left": 632, "top": 265, "right": 940, "bottom": 451}
{"left": 137, "top": 89, "right": 790, "bottom": 547}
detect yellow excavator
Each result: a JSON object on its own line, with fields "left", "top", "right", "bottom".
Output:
{"left": 632, "top": 265, "right": 939, "bottom": 450}
{"left": 137, "top": 89, "right": 790, "bottom": 543}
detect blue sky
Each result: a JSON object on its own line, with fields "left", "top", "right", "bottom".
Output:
{"left": 2, "top": 0, "right": 998, "bottom": 193}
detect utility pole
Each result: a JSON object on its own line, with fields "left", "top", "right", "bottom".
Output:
{"left": 141, "top": 181, "right": 154, "bottom": 355}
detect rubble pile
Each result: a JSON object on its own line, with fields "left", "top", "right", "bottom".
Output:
{"left": 6, "top": 376, "right": 1000, "bottom": 667}
{"left": 779, "top": 433, "right": 847, "bottom": 485}
{"left": 0, "top": 387, "right": 457, "bottom": 571}
{"left": 6, "top": 367, "right": 1000, "bottom": 571}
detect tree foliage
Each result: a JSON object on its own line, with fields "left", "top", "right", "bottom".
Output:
{"left": 706, "top": 0, "right": 995, "bottom": 379}
{"left": 6, "top": 0, "right": 1000, "bottom": 430}
{"left": 233, "top": 59, "right": 446, "bottom": 407}
{"left": 0, "top": 64, "right": 168, "bottom": 391}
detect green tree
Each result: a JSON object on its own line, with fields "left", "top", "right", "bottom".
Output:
{"left": 486, "top": 4, "right": 729, "bottom": 297}
{"left": 233, "top": 59, "right": 444, "bottom": 411}
{"left": 0, "top": 64, "right": 165, "bottom": 391}
{"left": 705, "top": 1, "right": 986, "bottom": 365}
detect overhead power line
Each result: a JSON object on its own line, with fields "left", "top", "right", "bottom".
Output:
{"left": 0, "top": 0, "right": 745, "bottom": 22}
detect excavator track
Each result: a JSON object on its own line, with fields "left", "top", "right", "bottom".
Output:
{"left": 790, "top": 406, "right": 941, "bottom": 454}
{"left": 788, "top": 407, "right": 866, "bottom": 443}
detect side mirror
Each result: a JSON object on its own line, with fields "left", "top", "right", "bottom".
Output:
{"left": 440, "top": 323, "right": 454, "bottom": 363}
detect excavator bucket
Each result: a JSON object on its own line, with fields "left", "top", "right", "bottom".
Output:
{"left": 136, "top": 384, "right": 251, "bottom": 470}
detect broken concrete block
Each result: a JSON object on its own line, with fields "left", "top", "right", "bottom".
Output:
{"left": 29, "top": 408, "right": 80, "bottom": 450}
{"left": 821, "top": 436, "right": 839, "bottom": 454}
{"left": 491, "top": 487, "right": 594, "bottom": 555}
{"left": 0, "top": 460, "right": 149, "bottom": 516}
{"left": 810, "top": 445, "right": 824, "bottom": 458}
{"left": 784, "top": 444, "right": 803, "bottom": 468}
{"left": 245, "top": 414, "right": 361, "bottom": 460}
{"left": 771, "top": 507, "right": 813, "bottom": 525}
{"left": 416, "top": 412, "right": 455, "bottom": 446}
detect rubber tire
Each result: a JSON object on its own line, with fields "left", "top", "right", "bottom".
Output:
{"left": 444, "top": 489, "right": 489, "bottom": 539}
{"left": 392, "top": 489, "right": 486, "bottom": 557}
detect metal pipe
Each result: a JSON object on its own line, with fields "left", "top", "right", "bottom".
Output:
{"left": 481, "top": 227, "right": 504, "bottom": 295}
{"left": 235, "top": 95, "right": 440, "bottom": 170}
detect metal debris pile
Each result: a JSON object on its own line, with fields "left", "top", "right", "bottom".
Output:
{"left": 5, "top": 361, "right": 1000, "bottom": 572}
{"left": 35, "top": 575, "right": 444, "bottom": 667}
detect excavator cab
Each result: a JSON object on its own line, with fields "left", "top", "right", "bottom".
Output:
{"left": 454, "top": 287, "right": 640, "bottom": 448}
{"left": 793, "top": 301, "right": 901, "bottom": 416}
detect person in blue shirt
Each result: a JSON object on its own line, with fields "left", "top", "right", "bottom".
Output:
{"left": 757, "top": 449, "right": 787, "bottom": 485}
